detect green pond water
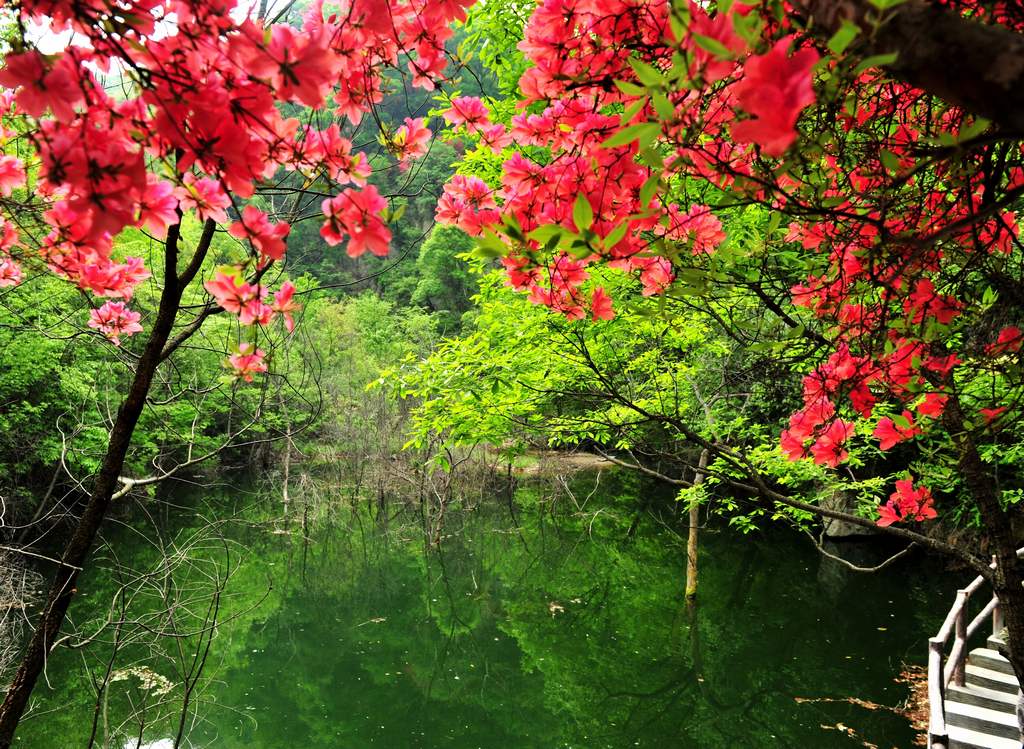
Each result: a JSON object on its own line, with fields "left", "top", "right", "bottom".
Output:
{"left": 13, "top": 470, "right": 955, "bottom": 748}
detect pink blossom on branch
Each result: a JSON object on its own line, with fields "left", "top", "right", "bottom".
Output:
{"left": 228, "top": 205, "right": 291, "bottom": 263}
{"left": 479, "top": 124, "right": 512, "bottom": 152}
{"left": 392, "top": 117, "right": 432, "bottom": 168}
{"left": 138, "top": 177, "right": 179, "bottom": 239}
{"left": 435, "top": 175, "right": 500, "bottom": 236}
{"left": 0, "top": 0, "right": 491, "bottom": 407}
{"left": 176, "top": 176, "right": 231, "bottom": 225}
{"left": 877, "top": 479, "right": 937, "bottom": 527}
{"left": 873, "top": 410, "right": 922, "bottom": 450}
{"left": 0, "top": 50, "right": 87, "bottom": 122}
{"left": 591, "top": 287, "right": 614, "bottom": 321}
{"left": 808, "top": 418, "right": 854, "bottom": 467}
{"left": 88, "top": 301, "right": 143, "bottom": 345}
{"left": 986, "top": 325, "right": 1024, "bottom": 355}
{"left": 730, "top": 38, "right": 819, "bottom": 157}
{"left": 916, "top": 392, "right": 949, "bottom": 419}
{"left": 0, "top": 155, "right": 25, "bottom": 196}
{"left": 443, "top": 96, "right": 491, "bottom": 134}
{"left": 0, "top": 258, "right": 21, "bottom": 287}
{"left": 661, "top": 204, "right": 726, "bottom": 254}
{"left": 320, "top": 185, "right": 392, "bottom": 257}
{"left": 272, "top": 281, "right": 301, "bottom": 333}
{"left": 204, "top": 271, "right": 272, "bottom": 326}
{"left": 229, "top": 343, "right": 268, "bottom": 382}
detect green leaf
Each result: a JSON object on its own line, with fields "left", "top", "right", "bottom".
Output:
{"left": 628, "top": 58, "right": 665, "bottom": 88}
{"left": 528, "top": 225, "right": 564, "bottom": 244}
{"left": 604, "top": 222, "right": 629, "bottom": 250}
{"left": 692, "top": 33, "right": 731, "bottom": 59}
{"left": 853, "top": 51, "right": 899, "bottom": 74}
{"left": 667, "top": 7, "right": 687, "bottom": 44}
{"left": 827, "top": 20, "right": 860, "bottom": 55}
{"left": 573, "top": 193, "right": 594, "bottom": 231}
{"left": 619, "top": 97, "right": 648, "bottom": 126}
{"left": 473, "top": 229, "right": 508, "bottom": 260}
{"left": 602, "top": 122, "right": 661, "bottom": 149}
{"left": 502, "top": 212, "right": 524, "bottom": 241}
{"left": 957, "top": 117, "right": 991, "bottom": 143}
{"left": 614, "top": 79, "right": 646, "bottom": 96}
{"left": 879, "top": 149, "right": 901, "bottom": 173}
{"left": 388, "top": 203, "right": 407, "bottom": 224}
{"left": 651, "top": 91, "right": 675, "bottom": 121}
{"left": 638, "top": 173, "right": 661, "bottom": 206}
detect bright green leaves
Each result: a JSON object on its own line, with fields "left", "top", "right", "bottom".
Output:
{"left": 827, "top": 20, "right": 861, "bottom": 55}
{"left": 472, "top": 228, "right": 509, "bottom": 260}
{"left": 602, "top": 122, "right": 662, "bottom": 149}
{"left": 628, "top": 58, "right": 666, "bottom": 88}
{"left": 852, "top": 51, "right": 899, "bottom": 74}
{"left": 573, "top": 194, "right": 594, "bottom": 231}
{"left": 692, "top": 33, "right": 733, "bottom": 60}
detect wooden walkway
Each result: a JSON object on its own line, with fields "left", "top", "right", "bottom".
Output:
{"left": 944, "top": 635, "right": 1020, "bottom": 748}
{"left": 929, "top": 556, "right": 1022, "bottom": 748}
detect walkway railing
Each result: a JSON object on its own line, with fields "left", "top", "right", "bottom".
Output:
{"left": 928, "top": 552, "right": 1020, "bottom": 748}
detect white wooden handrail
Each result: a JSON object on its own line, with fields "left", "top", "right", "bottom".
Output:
{"left": 928, "top": 550, "right": 1024, "bottom": 748}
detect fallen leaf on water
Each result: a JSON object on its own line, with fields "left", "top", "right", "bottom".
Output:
{"left": 356, "top": 617, "right": 387, "bottom": 627}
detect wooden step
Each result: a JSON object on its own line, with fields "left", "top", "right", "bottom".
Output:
{"left": 966, "top": 663, "right": 1021, "bottom": 695}
{"left": 989, "top": 634, "right": 1009, "bottom": 653}
{"left": 946, "top": 699, "right": 1021, "bottom": 741}
{"left": 948, "top": 682, "right": 1020, "bottom": 713}
{"left": 948, "top": 723, "right": 1022, "bottom": 749}
{"left": 971, "top": 648, "right": 1017, "bottom": 676}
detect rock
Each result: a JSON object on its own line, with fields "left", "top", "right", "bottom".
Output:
{"left": 820, "top": 491, "right": 875, "bottom": 539}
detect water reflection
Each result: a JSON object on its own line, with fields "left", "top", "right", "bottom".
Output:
{"left": 18, "top": 472, "right": 949, "bottom": 748}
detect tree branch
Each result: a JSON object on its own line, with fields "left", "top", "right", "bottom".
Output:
{"left": 796, "top": 0, "right": 1024, "bottom": 132}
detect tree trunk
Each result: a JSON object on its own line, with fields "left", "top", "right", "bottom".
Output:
{"left": 685, "top": 449, "right": 708, "bottom": 601}
{"left": 795, "top": 0, "right": 1024, "bottom": 132}
{"left": 279, "top": 388, "right": 292, "bottom": 516}
{"left": 942, "top": 394, "right": 1024, "bottom": 684}
{"left": 994, "top": 554, "right": 1024, "bottom": 683}
{"left": 0, "top": 227, "right": 192, "bottom": 748}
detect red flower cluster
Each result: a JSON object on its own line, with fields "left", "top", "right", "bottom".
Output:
{"left": 436, "top": 1, "right": 821, "bottom": 345}
{"left": 730, "top": 39, "right": 819, "bottom": 156}
{"left": 88, "top": 301, "right": 143, "bottom": 346}
{"left": 0, "top": 0, "right": 471, "bottom": 356}
{"left": 321, "top": 186, "right": 392, "bottom": 257}
{"left": 877, "top": 479, "right": 937, "bottom": 527}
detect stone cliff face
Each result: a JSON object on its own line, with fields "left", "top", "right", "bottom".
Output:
{"left": 821, "top": 490, "right": 875, "bottom": 539}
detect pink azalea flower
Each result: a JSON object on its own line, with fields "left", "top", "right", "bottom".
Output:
{"left": 730, "top": 38, "right": 819, "bottom": 157}
{"left": 272, "top": 281, "right": 301, "bottom": 332}
{"left": 393, "top": 117, "right": 431, "bottom": 168}
{"left": 204, "top": 271, "right": 272, "bottom": 325}
{"left": 138, "top": 176, "right": 179, "bottom": 239}
{"left": 228, "top": 205, "right": 291, "bottom": 263}
{"left": 229, "top": 343, "right": 268, "bottom": 382}
{"left": 88, "top": 300, "right": 143, "bottom": 345}
{"left": 0, "top": 258, "right": 21, "bottom": 287}
{"left": 877, "top": 478, "right": 937, "bottom": 527}
{"left": 0, "top": 155, "right": 25, "bottom": 197}
{"left": 443, "top": 96, "right": 491, "bottom": 134}
{"left": 176, "top": 175, "right": 231, "bottom": 224}
{"left": 591, "top": 287, "right": 614, "bottom": 321}
{"left": 873, "top": 410, "right": 922, "bottom": 450}
{"left": 320, "top": 185, "right": 392, "bottom": 257}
